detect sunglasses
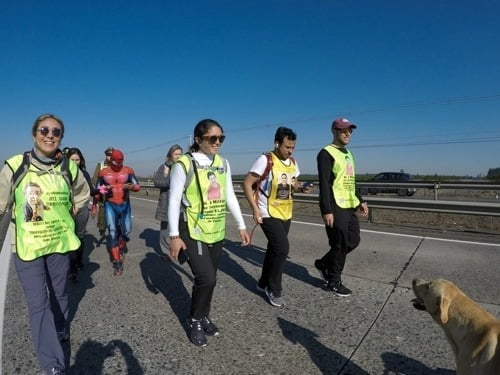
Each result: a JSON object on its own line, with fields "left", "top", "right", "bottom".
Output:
{"left": 335, "top": 128, "right": 353, "bottom": 135}
{"left": 201, "top": 135, "right": 225, "bottom": 144}
{"left": 37, "top": 127, "right": 63, "bottom": 138}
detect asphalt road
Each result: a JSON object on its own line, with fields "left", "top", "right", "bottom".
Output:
{"left": 1, "top": 197, "right": 499, "bottom": 374}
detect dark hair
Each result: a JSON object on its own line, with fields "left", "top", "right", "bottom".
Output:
{"left": 190, "top": 119, "right": 224, "bottom": 152}
{"left": 66, "top": 147, "right": 87, "bottom": 170}
{"left": 32, "top": 114, "right": 65, "bottom": 138}
{"left": 166, "top": 144, "right": 183, "bottom": 160}
{"left": 274, "top": 126, "right": 296, "bottom": 144}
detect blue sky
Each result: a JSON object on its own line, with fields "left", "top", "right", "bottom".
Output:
{"left": 1, "top": 1, "right": 499, "bottom": 177}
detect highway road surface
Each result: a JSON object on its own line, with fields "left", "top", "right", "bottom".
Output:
{"left": 1, "top": 196, "right": 499, "bottom": 374}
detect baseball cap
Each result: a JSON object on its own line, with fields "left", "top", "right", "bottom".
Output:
{"left": 105, "top": 147, "right": 115, "bottom": 155}
{"left": 332, "top": 118, "right": 357, "bottom": 130}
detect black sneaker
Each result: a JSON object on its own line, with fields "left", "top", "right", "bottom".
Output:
{"left": 314, "top": 259, "right": 329, "bottom": 282}
{"left": 189, "top": 319, "right": 207, "bottom": 346}
{"left": 323, "top": 282, "right": 352, "bottom": 297}
{"left": 46, "top": 367, "right": 65, "bottom": 375}
{"left": 201, "top": 316, "right": 220, "bottom": 336}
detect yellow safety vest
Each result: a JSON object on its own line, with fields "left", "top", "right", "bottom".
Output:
{"left": 324, "top": 145, "right": 360, "bottom": 209}
{"left": 178, "top": 154, "right": 227, "bottom": 244}
{"left": 267, "top": 152, "right": 297, "bottom": 220}
{"left": 7, "top": 154, "right": 80, "bottom": 261}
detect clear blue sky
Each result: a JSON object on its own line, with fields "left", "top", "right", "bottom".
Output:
{"left": 1, "top": 1, "right": 499, "bottom": 177}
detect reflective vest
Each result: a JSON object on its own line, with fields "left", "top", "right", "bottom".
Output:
{"left": 266, "top": 152, "right": 297, "bottom": 220}
{"left": 7, "top": 154, "right": 80, "bottom": 261}
{"left": 178, "top": 154, "right": 227, "bottom": 244}
{"left": 324, "top": 145, "right": 360, "bottom": 209}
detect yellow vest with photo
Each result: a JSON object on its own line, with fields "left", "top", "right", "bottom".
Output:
{"left": 267, "top": 152, "right": 297, "bottom": 220}
{"left": 178, "top": 154, "right": 227, "bottom": 244}
{"left": 7, "top": 155, "right": 80, "bottom": 261}
{"left": 324, "top": 145, "right": 360, "bottom": 209}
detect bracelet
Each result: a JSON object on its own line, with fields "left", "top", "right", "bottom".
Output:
{"left": 169, "top": 236, "right": 180, "bottom": 240}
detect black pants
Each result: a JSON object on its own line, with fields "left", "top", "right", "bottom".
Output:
{"left": 259, "top": 217, "right": 291, "bottom": 297}
{"left": 180, "top": 222, "right": 224, "bottom": 320}
{"left": 321, "top": 208, "right": 360, "bottom": 284}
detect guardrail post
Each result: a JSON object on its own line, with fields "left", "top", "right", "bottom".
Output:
{"left": 433, "top": 182, "right": 440, "bottom": 200}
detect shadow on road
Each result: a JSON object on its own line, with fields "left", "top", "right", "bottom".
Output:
{"left": 278, "top": 317, "right": 369, "bottom": 375}
{"left": 223, "top": 239, "right": 323, "bottom": 289}
{"left": 70, "top": 339, "right": 144, "bottom": 374}
{"left": 380, "top": 352, "right": 454, "bottom": 375}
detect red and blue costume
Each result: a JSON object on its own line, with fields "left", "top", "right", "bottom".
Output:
{"left": 93, "top": 149, "right": 140, "bottom": 275}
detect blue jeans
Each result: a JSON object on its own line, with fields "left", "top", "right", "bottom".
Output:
{"left": 14, "top": 252, "right": 69, "bottom": 373}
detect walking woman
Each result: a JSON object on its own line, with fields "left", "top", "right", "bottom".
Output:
{"left": 0, "top": 114, "right": 90, "bottom": 375}
{"left": 168, "top": 119, "right": 250, "bottom": 347}
{"left": 66, "top": 147, "right": 94, "bottom": 281}
{"left": 153, "top": 144, "right": 183, "bottom": 257}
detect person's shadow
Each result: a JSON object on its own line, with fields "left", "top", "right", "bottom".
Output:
{"left": 278, "top": 317, "right": 369, "bottom": 375}
{"left": 223, "top": 239, "right": 322, "bottom": 291}
{"left": 67, "top": 233, "right": 100, "bottom": 323}
{"left": 380, "top": 352, "right": 454, "bottom": 375}
{"left": 139, "top": 251, "right": 192, "bottom": 334}
{"left": 139, "top": 228, "right": 163, "bottom": 255}
{"left": 70, "top": 339, "right": 144, "bottom": 374}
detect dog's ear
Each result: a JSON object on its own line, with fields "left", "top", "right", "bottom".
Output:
{"left": 437, "top": 296, "right": 451, "bottom": 324}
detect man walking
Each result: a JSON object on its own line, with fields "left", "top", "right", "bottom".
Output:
{"left": 315, "top": 118, "right": 368, "bottom": 296}
{"left": 243, "top": 126, "right": 311, "bottom": 307}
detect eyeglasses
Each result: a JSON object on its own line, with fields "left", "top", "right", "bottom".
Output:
{"left": 201, "top": 135, "right": 225, "bottom": 144}
{"left": 37, "top": 127, "right": 62, "bottom": 138}
{"left": 335, "top": 128, "right": 353, "bottom": 135}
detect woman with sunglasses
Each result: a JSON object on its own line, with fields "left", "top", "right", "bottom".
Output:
{"left": 66, "top": 147, "right": 95, "bottom": 282}
{"left": 168, "top": 119, "right": 250, "bottom": 347}
{"left": 0, "top": 114, "right": 91, "bottom": 375}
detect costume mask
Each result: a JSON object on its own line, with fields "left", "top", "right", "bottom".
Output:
{"left": 110, "top": 149, "right": 124, "bottom": 172}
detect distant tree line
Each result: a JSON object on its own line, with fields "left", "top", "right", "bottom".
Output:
{"left": 487, "top": 168, "right": 500, "bottom": 180}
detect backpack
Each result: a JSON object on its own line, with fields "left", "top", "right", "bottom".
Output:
{"left": 252, "top": 152, "right": 295, "bottom": 200}
{"left": 7, "top": 151, "right": 74, "bottom": 210}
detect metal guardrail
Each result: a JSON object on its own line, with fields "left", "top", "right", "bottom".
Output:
{"left": 139, "top": 181, "right": 500, "bottom": 217}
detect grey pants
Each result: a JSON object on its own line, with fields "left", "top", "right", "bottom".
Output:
{"left": 14, "top": 252, "right": 69, "bottom": 373}
{"left": 159, "top": 221, "right": 169, "bottom": 254}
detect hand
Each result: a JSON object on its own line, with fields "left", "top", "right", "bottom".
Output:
{"left": 91, "top": 205, "right": 97, "bottom": 217}
{"left": 322, "top": 213, "right": 334, "bottom": 228}
{"left": 252, "top": 211, "right": 263, "bottom": 225}
{"left": 169, "top": 237, "right": 186, "bottom": 261}
{"left": 358, "top": 202, "right": 369, "bottom": 217}
{"left": 239, "top": 229, "right": 250, "bottom": 246}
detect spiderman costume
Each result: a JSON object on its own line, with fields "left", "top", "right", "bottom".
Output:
{"left": 93, "top": 149, "right": 140, "bottom": 275}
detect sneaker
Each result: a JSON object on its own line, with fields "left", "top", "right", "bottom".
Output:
{"left": 113, "top": 261, "right": 123, "bottom": 276}
{"left": 264, "top": 287, "right": 285, "bottom": 307}
{"left": 46, "top": 368, "right": 65, "bottom": 375}
{"left": 201, "top": 316, "right": 220, "bottom": 336}
{"left": 189, "top": 319, "right": 207, "bottom": 347}
{"left": 323, "top": 282, "right": 352, "bottom": 297}
{"left": 314, "top": 259, "right": 329, "bottom": 282}
{"left": 57, "top": 330, "right": 70, "bottom": 342}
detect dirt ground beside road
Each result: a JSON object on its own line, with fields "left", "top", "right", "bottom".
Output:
{"left": 137, "top": 188, "right": 500, "bottom": 235}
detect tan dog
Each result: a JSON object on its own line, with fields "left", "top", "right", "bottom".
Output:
{"left": 412, "top": 278, "right": 500, "bottom": 375}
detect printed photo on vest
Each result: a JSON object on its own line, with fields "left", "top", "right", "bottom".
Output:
{"left": 207, "top": 171, "right": 222, "bottom": 200}
{"left": 23, "top": 181, "right": 50, "bottom": 222}
{"left": 275, "top": 173, "right": 291, "bottom": 200}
